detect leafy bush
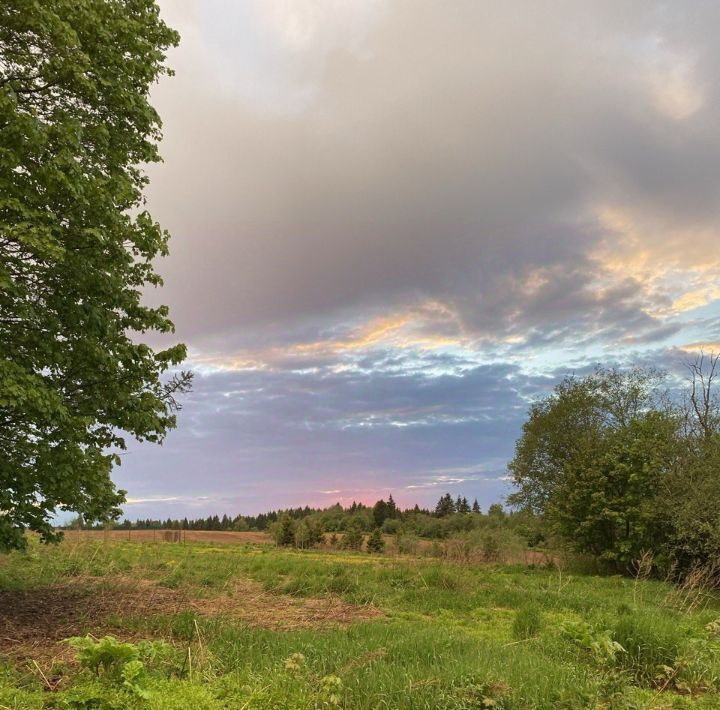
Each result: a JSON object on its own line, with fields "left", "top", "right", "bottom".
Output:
{"left": 610, "top": 612, "right": 719, "bottom": 692}
{"left": 381, "top": 518, "right": 401, "bottom": 535}
{"left": 65, "top": 635, "right": 176, "bottom": 702}
{"left": 560, "top": 619, "right": 624, "bottom": 665}
{"left": 395, "top": 533, "right": 419, "bottom": 555}
{"left": 481, "top": 533, "right": 501, "bottom": 562}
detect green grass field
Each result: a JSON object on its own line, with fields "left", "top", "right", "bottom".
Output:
{"left": 1, "top": 538, "right": 719, "bottom": 708}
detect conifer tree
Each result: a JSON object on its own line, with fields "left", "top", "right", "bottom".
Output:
{"left": 435, "top": 493, "right": 456, "bottom": 517}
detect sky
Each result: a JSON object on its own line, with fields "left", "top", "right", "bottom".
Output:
{"left": 115, "top": 0, "right": 720, "bottom": 520}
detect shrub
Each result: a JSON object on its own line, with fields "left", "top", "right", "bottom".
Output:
{"left": 382, "top": 518, "right": 401, "bottom": 535}
{"left": 395, "top": 533, "right": 419, "bottom": 555}
{"left": 64, "top": 635, "right": 176, "bottom": 701}
{"left": 481, "top": 533, "right": 501, "bottom": 562}
{"left": 560, "top": 620, "right": 624, "bottom": 665}
{"left": 341, "top": 526, "right": 363, "bottom": 551}
{"left": 272, "top": 515, "right": 296, "bottom": 547}
{"left": 366, "top": 528, "right": 385, "bottom": 553}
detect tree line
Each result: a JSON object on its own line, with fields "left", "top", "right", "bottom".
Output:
{"left": 66, "top": 494, "right": 532, "bottom": 543}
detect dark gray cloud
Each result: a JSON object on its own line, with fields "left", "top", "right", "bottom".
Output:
{"left": 146, "top": 0, "right": 720, "bottom": 350}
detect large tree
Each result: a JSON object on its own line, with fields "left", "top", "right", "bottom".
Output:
{"left": 0, "top": 0, "right": 189, "bottom": 550}
{"left": 508, "top": 368, "right": 678, "bottom": 566}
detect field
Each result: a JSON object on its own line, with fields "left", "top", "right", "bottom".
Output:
{"left": 1, "top": 538, "right": 719, "bottom": 709}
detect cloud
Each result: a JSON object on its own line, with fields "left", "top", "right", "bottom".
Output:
{"left": 111, "top": 1, "right": 720, "bottom": 517}
{"left": 146, "top": 0, "right": 720, "bottom": 355}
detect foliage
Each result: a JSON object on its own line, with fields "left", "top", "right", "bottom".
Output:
{"left": 560, "top": 619, "right": 625, "bottom": 665}
{"left": 341, "top": 524, "right": 364, "bottom": 551}
{"left": 366, "top": 528, "right": 385, "bottom": 553}
{"left": 272, "top": 514, "right": 296, "bottom": 547}
{"left": 509, "top": 367, "right": 684, "bottom": 569}
{"left": 0, "top": 0, "right": 189, "bottom": 550}
{"left": 661, "top": 435, "right": 720, "bottom": 578}
{"left": 508, "top": 357, "right": 720, "bottom": 578}
{"left": 65, "top": 635, "right": 175, "bottom": 702}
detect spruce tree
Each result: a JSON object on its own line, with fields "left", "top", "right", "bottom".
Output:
{"left": 435, "top": 493, "right": 456, "bottom": 517}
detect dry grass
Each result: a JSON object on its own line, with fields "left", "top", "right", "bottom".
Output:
{"left": 66, "top": 529, "right": 274, "bottom": 545}
{"left": 0, "top": 574, "right": 382, "bottom": 665}
{"left": 189, "top": 577, "right": 382, "bottom": 630}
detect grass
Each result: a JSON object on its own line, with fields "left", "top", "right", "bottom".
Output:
{"left": 0, "top": 537, "right": 718, "bottom": 708}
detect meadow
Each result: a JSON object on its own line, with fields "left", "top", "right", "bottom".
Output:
{"left": 0, "top": 536, "right": 719, "bottom": 709}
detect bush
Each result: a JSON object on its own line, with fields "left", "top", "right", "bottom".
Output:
{"left": 394, "top": 533, "right": 419, "bottom": 555}
{"left": 341, "top": 526, "right": 364, "bottom": 551}
{"left": 481, "top": 533, "right": 501, "bottom": 562}
{"left": 64, "top": 635, "right": 176, "bottom": 702}
{"left": 512, "top": 605, "right": 543, "bottom": 640}
{"left": 272, "top": 515, "right": 296, "bottom": 547}
{"left": 381, "top": 518, "right": 401, "bottom": 535}
{"left": 366, "top": 528, "right": 385, "bottom": 553}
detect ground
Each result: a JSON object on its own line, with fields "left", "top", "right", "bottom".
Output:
{"left": 0, "top": 536, "right": 719, "bottom": 708}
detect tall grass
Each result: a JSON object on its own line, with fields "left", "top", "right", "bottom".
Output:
{"left": 0, "top": 537, "right": 718, "bottom": 707}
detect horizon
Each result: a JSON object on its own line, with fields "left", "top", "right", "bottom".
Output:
{"left": 114, "top": 1, "right": 720, "bottom": 520}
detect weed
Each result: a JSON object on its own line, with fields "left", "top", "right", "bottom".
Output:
{"left": 511, "top": 604, "right": 543, "bottom": 640}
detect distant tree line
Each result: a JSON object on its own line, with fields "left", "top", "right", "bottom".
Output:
{"left": 66, "top": 493, "right": 540, "bottom": 547}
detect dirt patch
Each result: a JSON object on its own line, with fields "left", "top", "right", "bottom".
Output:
{"left": 0, "top": 576, "right": 382, "bottom": 663}
{"left": 0, "top": 577, "right": 186, "bottom": 665}
{"left": 190, "top": 578, "right": 382, "bottom": 630}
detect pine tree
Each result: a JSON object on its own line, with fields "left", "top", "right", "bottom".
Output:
{"left": 472, "top": 499, "right": 481, "bottom": 514}
{"left": 435, "top": 493, "right": 456, "bottom": 517}
{"left": 458, "top": 496, "right": 471, "bottom": 514}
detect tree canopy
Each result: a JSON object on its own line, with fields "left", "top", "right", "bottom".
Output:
{"left": 508, "top": 362, "right": 720, "bottom": 574}
{"left": 0, "top": 0, "right": 189, "bottom": 550}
